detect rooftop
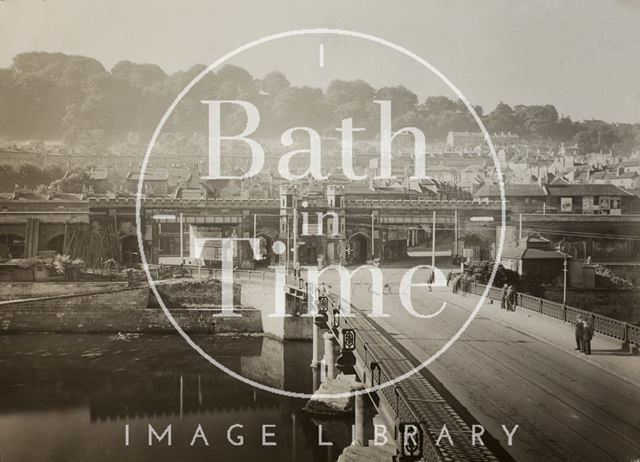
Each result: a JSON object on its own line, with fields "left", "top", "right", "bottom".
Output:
{"left": 546, "top": 184, "right": 634, "bottom": 196}
{"left": 501, "top": 245, "right": 569, "bottom": 260}
{"left": 475, "top": 184, "right": 546, "bottom": 197}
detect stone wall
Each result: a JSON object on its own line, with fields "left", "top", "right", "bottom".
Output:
{"left": 0, "top": 283, "right": 261, "bottom": 333}
{"left": 152, "top": 279, "right": 241, "bottom": 307}
{"left": 0, "top": 282, "right": 128, "bottom": 301}
{"left": 241, "top": 278, "right": 313, "bottom": 340}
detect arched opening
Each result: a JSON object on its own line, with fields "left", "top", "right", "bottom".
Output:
{"left": 462, "top": 233, "right": 488, "bottom": 261}
{"left": 45, "top": 234, "right": 65, "bottom": 255}
{"left": 348, "top": 232, "right": 370, "bottom": 264}
{"left": 0, "top": 234, "right": 25, "bottom": 259}
{"left": 121, "top": 235, "right": 141, "bottom": 267}
{"left": 253, "top": 234, "right": 273, "bottom": 267}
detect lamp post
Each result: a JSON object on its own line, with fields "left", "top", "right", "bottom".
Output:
{"left": 431, "top": 210, "right": 436, "bottom": 269}
{"left": 371, "top": 212, "right": 375, "bottom": 259}
{"left": 562, "top": 258, "right": 568, "bottom": 305}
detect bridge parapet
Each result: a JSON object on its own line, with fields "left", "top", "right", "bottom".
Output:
{"left": 465, "top": 282, "right": 640, "bottom": 348}
{"left": 89, "top": 196, "right": 280, "bottom": 209}
{"left": 319, "top": 286, "right": 500, "bottom": 462}
{"left": 345, "top": 198, "right": 505, "bottom": 210}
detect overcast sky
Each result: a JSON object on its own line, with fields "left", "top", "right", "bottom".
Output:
{"left": 0, "top": 0, "right": 639, "bottom": 123}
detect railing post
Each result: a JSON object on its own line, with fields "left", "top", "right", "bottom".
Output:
{"left": 539, "top": 298, "right": 544, "bottom": 313}
{"left": 562, "top": 304, "right": 567, "bottom": 322}
{"left": 354, "top": 382, "right": 366, "bottom": 446}
{"left": 624, "top": 323, "right": 629, "bottom": 344}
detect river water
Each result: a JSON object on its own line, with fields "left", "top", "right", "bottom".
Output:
{"left": 0, "top": 333, "right": 352, "bottom": 462}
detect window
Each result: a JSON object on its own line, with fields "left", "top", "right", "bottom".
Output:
{"left": 0, "top": 234, "right": 25, "bottom": 258}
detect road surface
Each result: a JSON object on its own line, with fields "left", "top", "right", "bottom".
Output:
{"left": 322, "top": 263, "right": 640, "bottom": 462}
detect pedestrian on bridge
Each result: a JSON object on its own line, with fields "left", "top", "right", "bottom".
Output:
{"left": 581, "top": 318, "right": 594, "bottom": 355}
{"left": 452, "top": 275, "right": 460, "bottom": 294}
{"left": 574, "top": 315, "right": 584, "bottom": 351}
{"left": 506, "top": 285, "right": 517, "bottom": 311}
{"left": 501, "top": 284, "right": 508, "bottom": 310}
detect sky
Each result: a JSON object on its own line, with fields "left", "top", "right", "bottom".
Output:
{"left": 0, "top": 0, "right": 639, "bottom": 123}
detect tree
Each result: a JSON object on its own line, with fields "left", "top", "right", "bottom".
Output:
{"left": 514, "top": 104, "right": 559, "bottom": 138}
{"left": 272, "top": 86, "right": 328, "bottom": 129}
{"left": 111, "top": 60, "right": 167, "bottom": 87}
{"left": 374, "top": 85, "right": 418, "bottom": 117}
{"left": 485, "top": 102, "right": 519, "bottom": 134}
{"left": 261, "top": 71, "right": 290, "bottom": 95}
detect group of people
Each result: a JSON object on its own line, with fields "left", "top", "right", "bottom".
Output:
{"left": 574, "top": 315, "right": 594, "bottom": 355}
{"left": 446, "top": 271, "right": 597, "bottom": 356}
{"left": 449, "top": 273, "right": 471, "bottom": 294}
{"left": 501, "top": 284, "right": 518, "bottom": 311}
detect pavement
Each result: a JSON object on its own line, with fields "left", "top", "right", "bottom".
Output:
{"left": 322, "top": 264, "right": 640, "bottom": 462}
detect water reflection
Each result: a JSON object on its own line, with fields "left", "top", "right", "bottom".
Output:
{"left": 0, "top": 334, "right": 350, "bottom": 462}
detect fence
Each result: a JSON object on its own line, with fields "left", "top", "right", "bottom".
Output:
{"left": 464, "top": 282, "right": 640, "bottom": 347}
{"left": 320, "top": 286, "right": 499, "bottom": 462}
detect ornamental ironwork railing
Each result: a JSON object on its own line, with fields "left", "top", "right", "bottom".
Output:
{"left": 464, "top": 282, "right": 640, "bottom": 347}
{"left": 318, "top": 286, "right": 500, "bottom": 462}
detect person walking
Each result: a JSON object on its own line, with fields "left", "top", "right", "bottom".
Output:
{"left": 501, "top": 284, "right": 508, "bottom": 310}
{"left": 574, "top": 315, "right": 584, "bottom": 351}
{"left": 581, "top": 318, "right": 594, "bottom": 355}
{"left": 506, "top": 285, "right": 516, "bottom": 311}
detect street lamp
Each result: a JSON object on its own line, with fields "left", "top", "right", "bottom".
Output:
{"left": 562, "top": 258, "right": 568, "bottom": 305}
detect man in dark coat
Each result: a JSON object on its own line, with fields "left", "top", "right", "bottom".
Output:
{"left": 501, "top": 284, "right": 508, "bottom": 310}
{"left": 574, "top": 316, "right": 584, "bottom": 351}
{"left": 581, "top": 319, "right": 594, "bottom": 355}
{"left": 506, "top": 285, "right": 516, "bottom": 311}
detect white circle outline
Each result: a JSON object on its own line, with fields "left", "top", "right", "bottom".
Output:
{"left": 135, "top": 28, "right": 506, "bottom": 399}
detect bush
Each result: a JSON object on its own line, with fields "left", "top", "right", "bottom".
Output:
{"left": 463, "top": 261, "right": 519, "bottom": 287}
{"left": 12, "top": 257, "right": 55, "bottom": 271}
{"left": 52, "top": 254, "right": 85, "bottom": 278}
{"left": 592, "top": 264, "right": 633, "bottom": 289}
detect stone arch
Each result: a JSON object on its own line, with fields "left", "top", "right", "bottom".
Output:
{"left": 462, "top": 233, "right": 489, "bottom": 261}
{"left": 254, "top": 232, "right": 274, "bottom": 266}
{"left": 120, "top": 234, "right": 140, "bottom": 266}
{"left": 348, "top": 231, "right": 371, "bottom": 263}
{"left": 44, "top": 234, "right": 65, "bottom": 255}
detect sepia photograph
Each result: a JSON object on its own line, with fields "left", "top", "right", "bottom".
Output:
{"left": 0, "top": 1, "right": 639, "bottom": 461}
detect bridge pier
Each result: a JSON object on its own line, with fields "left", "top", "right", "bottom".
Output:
{"left": 323, "top": 332, "right": 337, "bottom": 380}
{"left": 353, "top": 381, "right": 366, "bottom": 446}
{"left": 311, "top": 321, "right": 323, "bottom": 368}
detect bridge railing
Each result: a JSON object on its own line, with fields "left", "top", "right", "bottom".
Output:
{"left": 345, "top": 198, "right": 505, "bottom": 209}
{"left": 319, "top": 285, "right": 499, "bottom": 462}
{"left": 464, "top": 281, "right": 640, "bottom": 347}
{"left": 319, "top": 286, "right": 447, "bottom": 462}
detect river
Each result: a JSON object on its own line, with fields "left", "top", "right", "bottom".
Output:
{"left": 0, "top": 333, "right": 352, "bottom": 461}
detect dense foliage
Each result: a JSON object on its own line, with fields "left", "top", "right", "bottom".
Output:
{"left": 0, "top": 164, "right": 65, "bottom": 191}
{"left": 1, "top": 52, "right": 639, "bottom": 153}
{"left": 463, "top": 261, "right": 520, "bottom": 287}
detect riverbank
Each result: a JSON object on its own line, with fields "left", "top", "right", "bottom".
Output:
{"left": 0, "top": 279, "right": 260, "bottom": 334}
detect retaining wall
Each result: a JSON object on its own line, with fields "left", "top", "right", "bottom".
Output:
{"left": 0, "top": 282, "right": 261, "bottom": 334}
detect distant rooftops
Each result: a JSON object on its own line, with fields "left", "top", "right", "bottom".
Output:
{"left": 546, "top": 183, "right": 634, "bottom": 196}
{"left": 476, "top": 182, "right": 634, "bottom": 198}
{"left": 475, "top": 184, "right": 546, "bottom": 197}
{"left": 126, "top": 171, "right": 169, "bottom": 181}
